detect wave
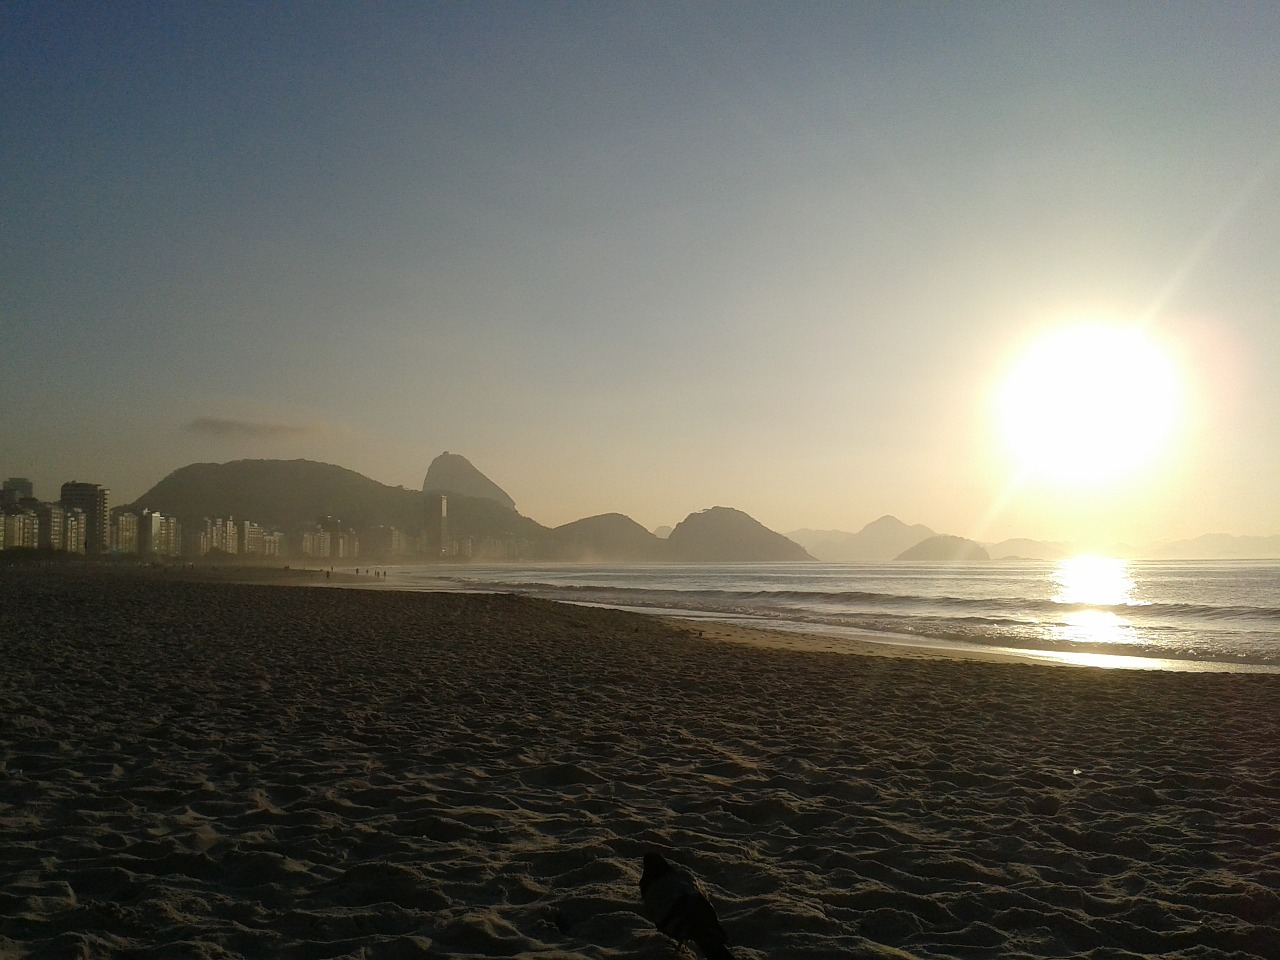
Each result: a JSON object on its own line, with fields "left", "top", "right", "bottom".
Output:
{"left": 394, "top": 565, "right": 1280, "bottom": 668}
{"left": 425, "top": 576, "right": 1280, "bottom": 625}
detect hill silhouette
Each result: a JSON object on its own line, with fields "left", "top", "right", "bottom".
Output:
{"left": 125, "top": 457, "right": 822, "bottom": 562}
{"left": 549, "top": 514, "right": 666, "bottom": 562}
{"left": 125, "top": 460, "right": 423, "bottom": 529}
{"left": 896, "top": 535, "right": 990, "bottom": 561}
{"left": 789, "top": 515, "right": 935, "bottom": 561}
{"left": 1150, "top": 533, "right": 1280, "bottom": 560}
{"left": 668, "top": 507, "right": 813, "bottom": 562}
{"left": 423, "top": 452, "right": 516, "bottom": 510}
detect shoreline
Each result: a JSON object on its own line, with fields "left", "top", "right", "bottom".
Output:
{"left": 16, "top": 562, "right": 1105, "bottom": 668}
{"left": 24, "top": 560, "right": 1275, "bottom": 673}
{"left": 668, "top": 617, "right": 1280, "bottom": 673}
{"left": 671, "top": 617, "right": 1094, "bottom": 665}
{"left": 2, "top": 570, "right": 1279, "bottom": 958}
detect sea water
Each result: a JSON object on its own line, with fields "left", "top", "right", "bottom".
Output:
{"left": 382, "top": 560, "right": 1280, "bottom": 672}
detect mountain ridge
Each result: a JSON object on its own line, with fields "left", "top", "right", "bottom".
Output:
{"left": 423, "top": 452, "right": 516, "bottom": 510}
{"left": 668, "top": 507, "right": 813, "bottom": 562}
{"left": 124, "top": 458, "right": 812, "bottom": 562}
{"left": 124, "top": 459, "right": 424, "bottom": 530}
{"left": 788, "top": 515, "right": 937, "bottom": 561}
{"left": 895, "top": 535, "right": 990, "bottom": 562}
{"left": 124, "top": 457, "right": 1280, "bottom": 561}
{"left": 550, "top": 513, "right": 666, "bottom": 562}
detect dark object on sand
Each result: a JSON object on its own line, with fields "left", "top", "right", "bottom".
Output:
{"left": 639, "top": 853, "right": 736, "bottom": 960}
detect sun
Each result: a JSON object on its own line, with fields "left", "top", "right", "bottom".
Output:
{"left": 995, "top": 323, "right": 1184, "bottom": 487}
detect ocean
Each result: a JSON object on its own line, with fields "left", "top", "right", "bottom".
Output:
{"left": 381, "top": 559, "right": 1280, "bottom": 672}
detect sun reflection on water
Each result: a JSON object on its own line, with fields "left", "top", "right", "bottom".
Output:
{"left": 1051, "top": 556, "right": 1138, "bottom": 648}
{"left": 1054, "top": 555, "right": 1135, "bottom": 606}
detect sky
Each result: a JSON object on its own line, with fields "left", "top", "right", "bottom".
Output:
{"left": 4, "top": 2, "right": 1279, "bottom": 548}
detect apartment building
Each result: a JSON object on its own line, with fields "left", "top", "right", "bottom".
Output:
{"left": 60, "top": 482, "right": 109, "bottom": 554}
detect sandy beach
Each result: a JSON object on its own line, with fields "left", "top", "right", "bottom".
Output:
{"left": 2, "top": 568, "right": 1278, "bottom": 959}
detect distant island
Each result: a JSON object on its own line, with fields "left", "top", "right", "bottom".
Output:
{"left": 894, "top": 535, "right": 990, "bottom": 562}
{"left": 786, "top": 519, "right": 1280, "bottom": 562}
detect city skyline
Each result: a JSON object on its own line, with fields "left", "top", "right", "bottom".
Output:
{"left": 4, "top": 455, "right": 1277, "bottom": 561}
{"left": 4, "top": 4, "right": 1279, "bottom": 546}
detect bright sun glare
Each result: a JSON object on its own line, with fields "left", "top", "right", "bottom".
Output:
{"left": 995, "top": 323, "right": 1183, "bottom": 487}
{"left": 1050, "top": 555, "right": 1139, "bottom": 651}
{"left": 1053, "top": 555, "right": 1134, "bottom": 607}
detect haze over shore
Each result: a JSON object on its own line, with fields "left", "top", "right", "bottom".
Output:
{"left": 117, "top": 456, "right": 1279, "bottom": 561}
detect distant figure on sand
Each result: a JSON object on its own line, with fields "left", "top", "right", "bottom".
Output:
{"left": 639, "top": 853, "right": 736, "bottom": 960}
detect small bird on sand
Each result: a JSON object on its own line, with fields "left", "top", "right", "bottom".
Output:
{"left": 639, "top": 853, "right": 736, "bottom": 960}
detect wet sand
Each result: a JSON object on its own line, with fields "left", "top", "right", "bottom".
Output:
{"left": 2, "top": 568, "right": 1278, "bottom": 958}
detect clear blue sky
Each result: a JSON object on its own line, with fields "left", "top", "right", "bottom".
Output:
{"left": 4, "top": 2, "right": 1278, "bottom": 546}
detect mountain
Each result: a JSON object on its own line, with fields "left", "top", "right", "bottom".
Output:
{"left": 421, "top": 491, "right": 550, "bottom": 556}
{"left": 125, "top": 459, "right": 424, "bottom": 529}
{"left": 896, "top": 535, "right": 990, "bottom": 561}
{"left": 423, "top": 452, "right": 516, "bottom": 510}
{"left": 126, "top": 457, "right": 809, "bottom": 563}
{"left": 668, "top": 507, "right": 813, "bottom": 562}
{"left": 789, "top": 515, "right": 935, "bottom": 561}
{"left": 549, "top": 513, "right": 666, "bottom": 562}
{"left": 1148, "top": 533, "right": 1280, "bottom": 560}
{"left": 144, "top": 454, "right": 1159, "bottom": 564}
{"left": 553, "top": 509, "right": 811, "bottom": 562}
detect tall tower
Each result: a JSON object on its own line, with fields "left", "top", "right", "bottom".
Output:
{"left": 60, "top": 482, "right": 110, "bottom": 555}
{"left": 440, "top": 494, "right": 448, "bottom": 558}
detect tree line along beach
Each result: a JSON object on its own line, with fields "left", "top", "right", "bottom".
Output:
{"left": 2, "top": 565, "right": 1278, "bottom": 959}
